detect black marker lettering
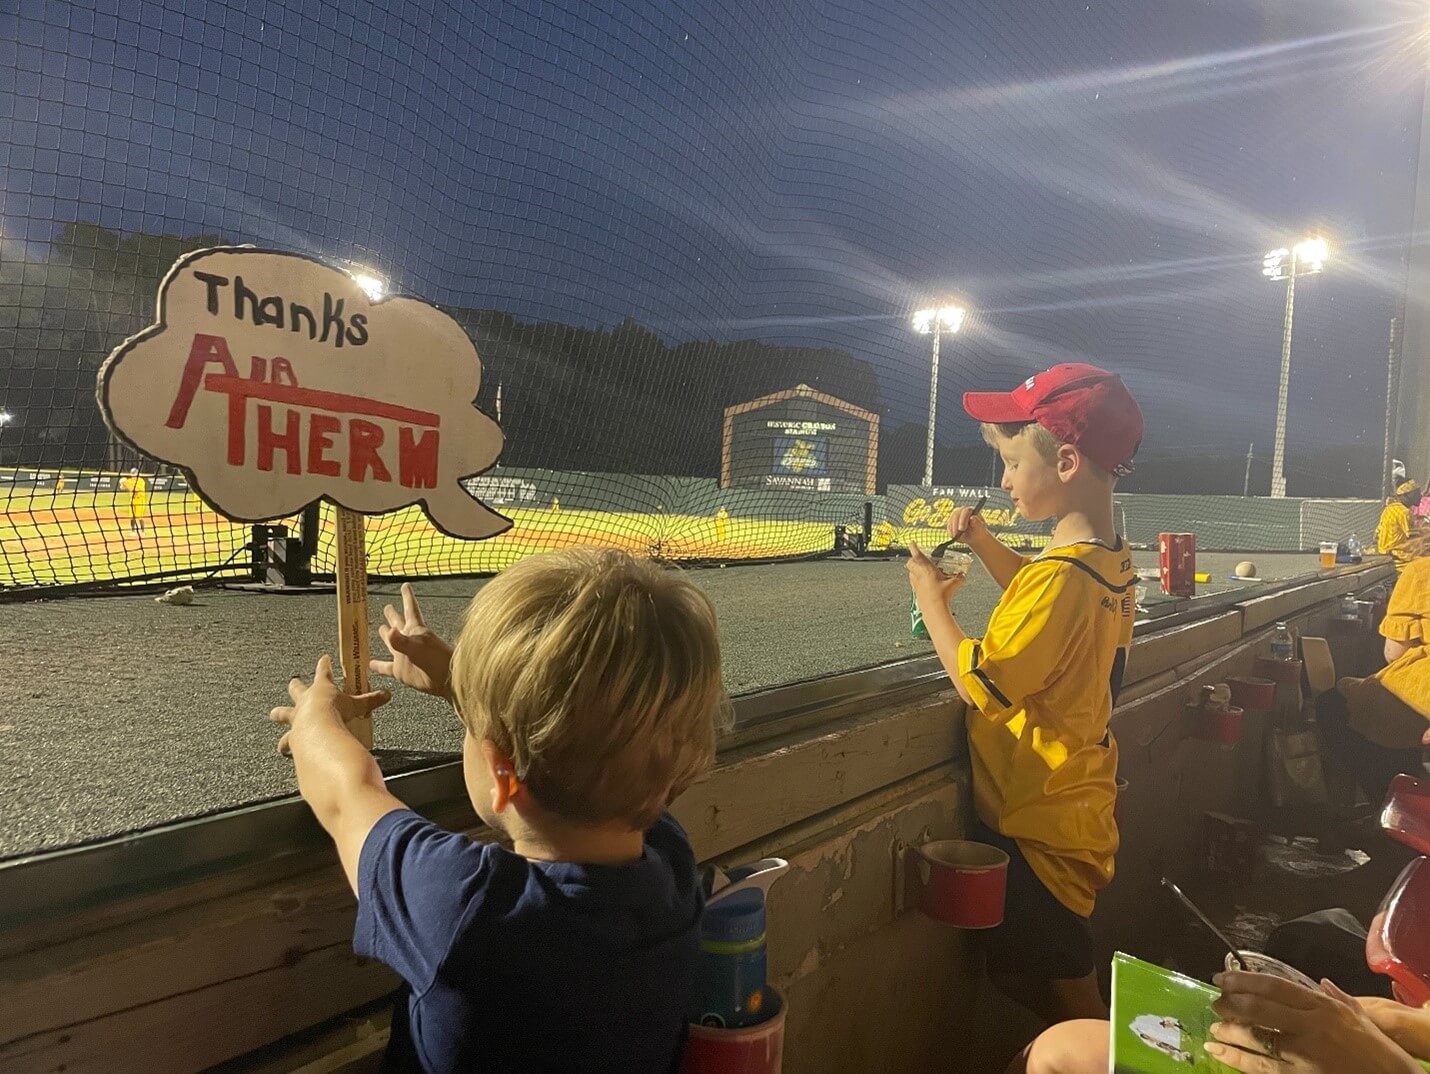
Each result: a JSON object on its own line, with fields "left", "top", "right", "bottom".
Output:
{"left": 320, "top": 293, "right": 346, "bottom": 347}
{"left": 256, "top": 295, "right": 285, "bottom": 329}
{"left": 234, "top": 275, "right": 262, "bottom": 326}
{"left": 193, "top": 271, "right": 229, "bottom": 314}
{"left": 289, "top": 302, "right": 317, "bottom": 340}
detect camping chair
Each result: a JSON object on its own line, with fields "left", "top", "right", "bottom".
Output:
{"left": 1300, "top": 636, "right": 1336, "bottom": 699}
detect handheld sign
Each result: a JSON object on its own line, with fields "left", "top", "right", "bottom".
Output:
{"left": 98, "top": 247, "right": 508, "bottom": 747}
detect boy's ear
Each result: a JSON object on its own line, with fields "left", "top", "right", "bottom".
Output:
{"left": 480, "top": 738, "right": 523, "bottom": 812}
{"left": 1056, "top": 442, "right": 1082, "bottom": 482}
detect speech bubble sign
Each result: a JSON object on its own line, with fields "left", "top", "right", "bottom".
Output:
{"left": 97, "top": 247, "right": 509, "bottom": 539}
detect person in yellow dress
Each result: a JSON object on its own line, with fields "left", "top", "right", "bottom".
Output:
{"left": 121, "top": 467, "right": 149, "bottom": 534}
{"left": 1377, "top": 480, "right": 1421, "bottom": 570}
{"left": 1318, "top": 534, "right": 1430, "bottom": 817}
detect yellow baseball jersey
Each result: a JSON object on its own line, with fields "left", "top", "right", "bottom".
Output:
{"left": 956, "top": 540, "right": 1135, "bottom": 916}
{"left": 123, "top": 475, "right": 149, "bottom": 515}
{"left": 1378, "top": 501, "right": 1414, "bottom": 568}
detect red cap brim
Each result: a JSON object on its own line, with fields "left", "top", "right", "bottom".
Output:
{"left": 962, "top": 390, "right": 1032, "bottom": 424}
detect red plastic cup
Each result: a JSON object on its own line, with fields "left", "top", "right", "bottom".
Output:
{"left": 1195, "top": 705, "right": 1243, "bottom": 745}
{"left": 682, "top": 989, "right": 786, "bottom": 1074}
{"left": 913, "top": 840, "right": 1009, "bottom": 929}
{"left": 1227, "top": 676, "right": 1276, "bottom": 711}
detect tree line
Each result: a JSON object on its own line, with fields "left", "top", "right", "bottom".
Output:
{"left": 0, "top": 223, "right": 1384, "bottom": 497}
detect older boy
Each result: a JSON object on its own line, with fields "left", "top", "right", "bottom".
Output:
{"left": 271, "top": 550, "right": 728, "bottom": 1073}
{"left": 908, "top": 363, "right": 1142, "bottom": 1025}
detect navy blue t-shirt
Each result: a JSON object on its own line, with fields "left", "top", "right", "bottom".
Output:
{"left": 355, "top": 809, "right": 703, "bottom": 1073}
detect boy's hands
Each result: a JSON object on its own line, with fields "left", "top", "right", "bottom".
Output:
{"left": 947, "top": 506, "right": 991, "bottom": 547}
{"left": 907, "top": 542, "right": 968, "bottom": 608}
{"left": 369, "top": 583, "right": 453, "bottom": 699}
{"left": 270, "top": 655, "right": 390, "bottom": 756}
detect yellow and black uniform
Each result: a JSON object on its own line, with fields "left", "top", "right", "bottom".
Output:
{"left": 1321, "top": 557, "right": 1430, "bottom": 809}
{"left": 957, "top": 539, "right": 1135, "bottom": 948}
{"left": 1378, "top": 500, "right": 1415, "bottom": 570}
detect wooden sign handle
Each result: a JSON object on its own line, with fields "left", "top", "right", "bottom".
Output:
{"left": 334, "top": 506, "right": 373, "bottom": 749}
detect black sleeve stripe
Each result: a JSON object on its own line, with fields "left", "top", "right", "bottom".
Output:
{"left": 1110, "top": 646, "right": 1128, "bottom": 705}
{"left": 972, "top": 667, "right": 1013, "bottom": 708}
{"left": 1040, "top": 555, "right": 1134, "bottom": 594}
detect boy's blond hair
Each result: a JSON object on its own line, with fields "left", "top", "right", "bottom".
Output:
{"left": 450, "top": 549, "right": 727, "bottom": 830}
{"left": 982, "top": 421, "right": 1114, "bottom": 479}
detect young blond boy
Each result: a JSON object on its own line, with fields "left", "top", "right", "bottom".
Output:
{"left": 907, "top": 363, "right": 1143, "bottom": 1026}
{"left": 270, "top": 549, "right": 727, "bottom": 1073}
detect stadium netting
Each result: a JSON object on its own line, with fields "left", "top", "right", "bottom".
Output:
{"left": 0, "top": 1, "right": 1421, "bottom": 594}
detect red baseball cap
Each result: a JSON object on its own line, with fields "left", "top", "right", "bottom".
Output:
{"left": 963, "top": 363, "right": 1144, "bottom": 477}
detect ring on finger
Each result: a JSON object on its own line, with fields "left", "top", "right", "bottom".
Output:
{"left": 1255, "top": 1026, "right": 1282, "bottom": 1060}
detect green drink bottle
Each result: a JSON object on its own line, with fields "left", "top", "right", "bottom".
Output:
{"left": 911, "top": 593, "right": 930, "bottom": 638}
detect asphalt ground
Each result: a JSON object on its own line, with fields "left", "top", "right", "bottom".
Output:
{"left": 1, "top": 551, "right": 1319, "bottom": 859}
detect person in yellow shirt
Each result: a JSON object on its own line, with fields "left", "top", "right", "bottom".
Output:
{"left": 1377, "top": 480, "right": 1421, "bottom": 569}
{"left": 908, "top": 363, "right": 1142, "bottom": 1027}
{"left": 1318, "top": 535, "right": 1430, "bottom": 824}
{"left": 121, "top": 467, "right": 149, "bottom": 535}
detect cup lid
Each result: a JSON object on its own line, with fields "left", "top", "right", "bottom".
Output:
{"left": 701, "top": 888, "right": 766, "bottom": 943}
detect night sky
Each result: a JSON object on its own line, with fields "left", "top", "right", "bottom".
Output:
{"left": 1, "top": 0, "right": 1426, "bottom": 469}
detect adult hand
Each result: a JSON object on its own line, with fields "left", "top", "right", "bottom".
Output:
{"left": 1206, "top": 971, "right": 1421, "bottom": 1074}
{"left": 1357, "top": 995, "right": 1430, "bottom": 1062}
{"left": 369, "top": 583, "right": 454, "bottom": 699}
{"left": 270, "top": 655, "right": 390, "bottom": 756}
{"left": 907, "top": 542, "right": 967, "bottom": 609}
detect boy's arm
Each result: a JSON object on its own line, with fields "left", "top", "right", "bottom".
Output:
{"left": 968, "top": 528, "right": 1027, "bottom": 592}
{"left": 908, "top": 544, "right": 974, "bottom": 706}
{"left": 924, "top": 601, "right": 975, "bottom": 706}
{"left": 271, "top": 656, "right": 403, "bottom": 894}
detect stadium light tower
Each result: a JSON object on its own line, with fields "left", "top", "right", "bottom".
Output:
{"left": 1262, "top": 236, "right": 1328, "bottom": 498}
{"left": 912, "top": 304, "right": 967, "bottom": 487}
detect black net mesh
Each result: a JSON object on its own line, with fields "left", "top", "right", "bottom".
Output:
{"left": 0, "top": 1, "right": 1424, "bottom": 593}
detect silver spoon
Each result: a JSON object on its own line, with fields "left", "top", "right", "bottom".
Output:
{"left": 1161, "top": 877, "right": 1245, "bottom": 971}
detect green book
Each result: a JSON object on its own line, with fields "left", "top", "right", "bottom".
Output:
{"left": 1111, "top": 952, "right": 1268, "bottom": 1072}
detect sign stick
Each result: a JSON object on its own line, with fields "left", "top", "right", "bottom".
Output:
{"left": 334, "top": 505, "right": 373, "bottom": 749}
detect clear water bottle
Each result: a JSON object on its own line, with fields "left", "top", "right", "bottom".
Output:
{"left": 1347, "top": 534, "right": 1363, "bottom": 564}
{"left": 1271, "top": 622, "right": 1295, "bottom": 661}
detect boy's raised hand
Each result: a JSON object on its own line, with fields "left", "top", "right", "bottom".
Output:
{"left": 271, "top": 655, "right": 390, "bottom": 756}
{"left": 947, "top": 506, "right": 990, "bottom": 545}
{"left": 370, "top": 583, "right": 454, "bottom": 699}
{"left": 907, "top": 542, "right": 967, "bottom": 607}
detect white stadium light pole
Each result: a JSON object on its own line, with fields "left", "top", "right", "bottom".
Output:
{"left": 1261, "top": 237, "right": 1327, "bottom": 498}
{"left": 912, "top": 304, "right": 967, "bottom": 488}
